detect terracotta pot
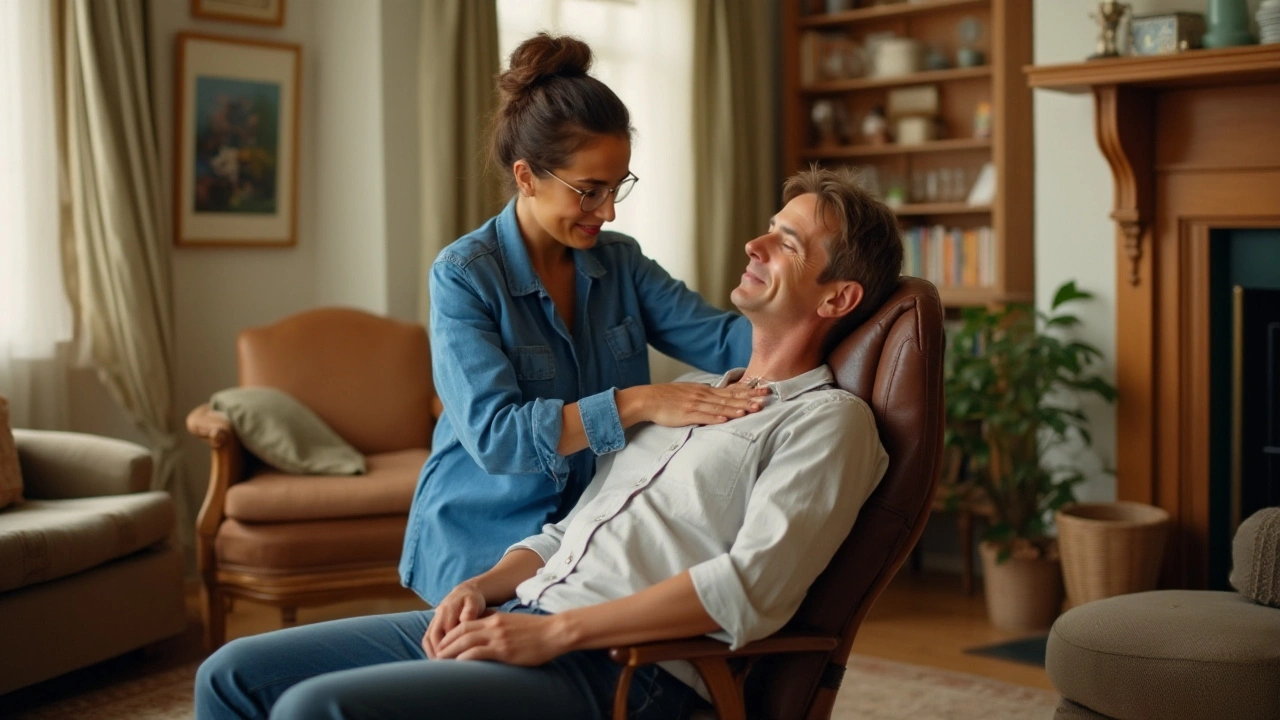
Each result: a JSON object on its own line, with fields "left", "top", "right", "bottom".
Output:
{"left": 979, "top": 541, "right": 1064, "bottom": 632}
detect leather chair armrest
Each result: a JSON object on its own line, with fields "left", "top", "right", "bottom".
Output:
{"left": 12, "top": 429, "right": 153, "bottom": 499}
{"left": 606, "top": 634, "right": 839, "bottom": 720}
{"left": 188, "top": 404, "right": 246, "bottom": 577}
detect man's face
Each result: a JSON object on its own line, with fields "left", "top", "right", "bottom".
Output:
{"left": 730, "top": 193, "right": 837, "bottom": 321}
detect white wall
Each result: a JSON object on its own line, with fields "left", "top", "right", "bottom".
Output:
{"left": 1031, "top": 0, "right": 1262, "bottom": 503}
{"left": 139, "top": 0, "right": 424, "bottom": 564}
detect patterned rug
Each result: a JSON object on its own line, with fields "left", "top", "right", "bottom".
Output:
{"left": 12, "top": 654, "right": 1059, "bottom": 719}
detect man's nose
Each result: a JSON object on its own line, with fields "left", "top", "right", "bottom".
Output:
{"left": 744, "top": 234, "right": 768, "bottom": 260}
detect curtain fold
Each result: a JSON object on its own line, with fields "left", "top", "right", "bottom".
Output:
{"left": 418, "top": 0, "right": 503, "bottom": 323}
{"left": 55, "top": 0, "right": 182, "bottom": 510}
{"left": 693, "top": 0, "right": 778, "bottom": 309}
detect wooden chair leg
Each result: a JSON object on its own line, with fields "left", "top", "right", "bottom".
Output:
{"left": 958, "top": 509, "right": 974, "bottom": 595}
{"left": 201, "top": 583, "right": 227, "bottom": 652}
{"left": 281, "top": 606, "right": 298, "bottom": 626}
{"left": 691, "top": 658, "right": 745, "bottom": 720}
{"left": 612, "top": 665, "right": 636, "bottom": 720}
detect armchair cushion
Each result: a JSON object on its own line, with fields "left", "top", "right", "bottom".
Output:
{"left": 225, "top": 448, "right": 427, "bottom": 522}
{"left": 0, "top": 396, "right": 23, "bottom": 509}
{"left": 211, "top": 387, "right": 367, "bottom": 476}
{"left": 1230, "top": 507, "right": 1280, "bottom": 608}
{"left": 0, "top": 491, "right": 175, "bottom": 592}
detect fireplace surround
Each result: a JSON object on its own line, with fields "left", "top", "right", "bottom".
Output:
{"left": 1028, "top": 45, "right": 1280, "bottom": 588}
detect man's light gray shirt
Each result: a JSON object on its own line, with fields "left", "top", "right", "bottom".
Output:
{"left": 508, "top": 364, "right": 889, "bottom": 660}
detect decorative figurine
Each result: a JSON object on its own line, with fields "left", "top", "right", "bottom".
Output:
{"left": 1090, "top": 0, "right": 1132, "bottom": 59}
{"left": 861, "top": 106, "right": 891, "bottom": 146}
{"left": 956, "top": 16, "right": 986, "bottom": 67}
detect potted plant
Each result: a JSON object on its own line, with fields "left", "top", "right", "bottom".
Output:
{"left": 943, "top": 281, "right": 1117, "bottom": 631}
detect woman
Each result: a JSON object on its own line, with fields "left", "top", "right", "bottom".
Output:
{"left": 195, "top": 33, "right": 761, "bottom": 720}
{"left": 400, "top": 33, "right": 764, "bottom": 605}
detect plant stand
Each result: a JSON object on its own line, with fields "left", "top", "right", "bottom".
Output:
{"left": 979, "top": 541, "right": 1064, "bottom": 632}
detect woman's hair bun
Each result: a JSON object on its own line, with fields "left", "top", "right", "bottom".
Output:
{"left": 499, "top": 33, "right": 593, "bottom": 97}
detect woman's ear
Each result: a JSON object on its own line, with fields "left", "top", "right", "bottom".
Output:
{"left": 817, "top": 281, "right": 864, "bottom": 319}
{"left": 513, "top": 160, "right": 536, "bottom": 197}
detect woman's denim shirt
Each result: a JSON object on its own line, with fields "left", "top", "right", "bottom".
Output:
{"left": 400, "top": 199, "right": 752, "bottom": 604}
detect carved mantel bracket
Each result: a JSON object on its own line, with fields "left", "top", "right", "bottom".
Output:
{"left": 1093, "top": 85, "right": 1154, "bottom": 287}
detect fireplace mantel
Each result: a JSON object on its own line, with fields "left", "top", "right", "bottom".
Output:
{"left": 1025, "top": 45, "right": 1280, "bottom": 588}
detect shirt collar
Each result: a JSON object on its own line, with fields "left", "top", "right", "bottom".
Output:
{"left": 495, "top": 197, "right": 607, "bottom": 297}
{"left": 714, "top": 364, "right": 837, "bottom": 401}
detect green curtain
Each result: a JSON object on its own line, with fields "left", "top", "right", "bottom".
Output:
{"left": 693, "top": 0, "right": 779, "bottom": 309}
{"left": 417, "top": 0, "right": 504, "bottom": 322}
{"left": 55, "top": 0, "right": 183, "bottom": 518}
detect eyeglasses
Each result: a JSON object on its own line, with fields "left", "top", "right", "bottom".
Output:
{"left": 537, "top": 167, "right": 639, "bottom": 212}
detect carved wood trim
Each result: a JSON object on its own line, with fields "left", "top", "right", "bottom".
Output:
{"left": 1093, "top": 85, "right": 1155, "bottom": 287}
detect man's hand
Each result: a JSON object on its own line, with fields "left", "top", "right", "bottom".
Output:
{"left": 434, "top": 612, "right": 572, "bottom": 666}
{"left": 619, "top": 382, "right": 768, "bottom": 428}
{"left": 422, "top": 583, "right": 488, "bottom": 658}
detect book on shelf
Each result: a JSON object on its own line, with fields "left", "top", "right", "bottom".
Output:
{"left": 902, "top": 225, "right": 994, "bottom": 289}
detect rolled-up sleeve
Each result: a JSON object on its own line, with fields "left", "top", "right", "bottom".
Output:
{"left": 687, "top": 397, "right": 887, "bottom": 649}
{"left": 430, "top": 258, "right": 572, "bottom": 488}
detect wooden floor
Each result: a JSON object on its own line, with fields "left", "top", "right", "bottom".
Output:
{"left": 0, "top": 569, "right": 1052, "bottom": 714}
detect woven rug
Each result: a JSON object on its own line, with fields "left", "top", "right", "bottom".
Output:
{"left": 11, "top": 654, "right": 1059, "bottom": 719}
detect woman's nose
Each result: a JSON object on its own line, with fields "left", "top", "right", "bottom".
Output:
{"left": 592, "top": 195, "right": 617, "bottom": 223}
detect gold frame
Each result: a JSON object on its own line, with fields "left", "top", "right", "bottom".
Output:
{"left": 173, "top": 32, "right": 301, "bottom": 248}
{"left": 191, "top": 0, "right": 286, "bottom": 27}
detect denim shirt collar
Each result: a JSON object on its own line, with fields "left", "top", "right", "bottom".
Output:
{"left": 715, "top": 364, "right": 837, "bottom": 401}
{"left": 495, "top": 197, "right": 606, "bottom": 297}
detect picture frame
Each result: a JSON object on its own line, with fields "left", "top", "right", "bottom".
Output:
{"left": 173, "top": 33, "right": 300, "bottom": 248}
{"left": 191, "top": 0, "right": 285, "bottom": 27}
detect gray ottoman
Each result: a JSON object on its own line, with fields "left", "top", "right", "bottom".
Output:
{"left": 1046, "top": 508, "right": 1280, "bottom": 720}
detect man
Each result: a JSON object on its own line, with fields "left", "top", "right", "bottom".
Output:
{"left": 196, "top": 166, "right": 904, "bottom": 720}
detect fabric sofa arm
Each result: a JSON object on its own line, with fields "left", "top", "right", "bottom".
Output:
{"left": 13, "top": 429, "right": 153, "bottom": 499}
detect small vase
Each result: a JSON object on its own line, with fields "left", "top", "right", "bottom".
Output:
{"left": 1203, "top": 0, "right": 1257, "bottom": 48}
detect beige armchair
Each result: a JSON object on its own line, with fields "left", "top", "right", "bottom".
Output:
{"left": 188, "top": 307, "right": 439, "bottom": 650}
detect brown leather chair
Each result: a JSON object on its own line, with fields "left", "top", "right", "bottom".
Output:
{"left": 187, "top": 308, "right": 438, "bottom": 650}
{"left": 608, "top": 277, "right": 946, "bottom": 720}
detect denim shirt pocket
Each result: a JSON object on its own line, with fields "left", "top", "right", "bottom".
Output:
{"left": 605, "top": 317, "right": 648, "bottom": 386}
{"left": 514, "top": 344, "right": 556, "bottom": 383}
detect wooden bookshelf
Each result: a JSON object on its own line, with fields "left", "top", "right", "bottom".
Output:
{"left": 782, "top": 0, "right": 1034, "bottom": 307}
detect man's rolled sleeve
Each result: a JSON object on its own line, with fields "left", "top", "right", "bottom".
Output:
{"left": 688, "top": 554, "right": 756, "bottom": 649}
{"left": 577, "top": 388, "right": 626, "bottom": 455}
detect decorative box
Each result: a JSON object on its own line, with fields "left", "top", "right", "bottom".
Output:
{"left": 1130, "top": 12, "right": 1206, "bottom": 55}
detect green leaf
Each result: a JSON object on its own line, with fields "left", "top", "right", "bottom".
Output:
{"left": 1051, "top": 280, "right": 1093, "bottom": 311}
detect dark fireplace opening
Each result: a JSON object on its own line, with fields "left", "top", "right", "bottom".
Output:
{"left": 1210, "top": 229, "right": 1280, "bottom": 589}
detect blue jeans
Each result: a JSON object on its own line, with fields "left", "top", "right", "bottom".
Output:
{"left": 195, "top": 601, "right": 703, "bottom": 720}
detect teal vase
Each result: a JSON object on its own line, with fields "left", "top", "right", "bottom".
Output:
{"left": 1202, "top": 0, "right": 1256, "bottom": 48}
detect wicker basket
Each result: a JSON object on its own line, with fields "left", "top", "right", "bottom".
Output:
{"left": 1056, "top": 502, "right": 1170, "bottom": 606}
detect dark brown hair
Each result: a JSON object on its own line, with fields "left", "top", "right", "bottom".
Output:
{"left": 782, "top": 165, "right": 903, "bottom": 352}
{"left": 489, "top": 34, "right": 632, "bottom": 190}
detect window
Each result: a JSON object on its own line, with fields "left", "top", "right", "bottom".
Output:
{"left": 496, "top": 0, "right": 696, "bottom": 285}
{"left": 0, "top": 1, "right": 72, "bottom": 399}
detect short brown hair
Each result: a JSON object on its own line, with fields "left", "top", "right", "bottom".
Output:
{"left": 782, "top": 165, "right": 903, "bottom": 352}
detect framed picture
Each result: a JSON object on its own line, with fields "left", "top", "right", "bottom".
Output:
{"left": 191, "top": 0, "right": 285, "bottom": 27}
{"left": 174, "top": 33, "right": 300, "bottom": 248}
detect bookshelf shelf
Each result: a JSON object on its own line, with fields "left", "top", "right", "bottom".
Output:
{"left": 894, "top": 203, "right": 990, "bottom": 216}
{"left": 802, "top": 66, "right": 991, "bottom": 93}
{"left": 798, "top": 0, "right": 990, "bottom": 29}
{"left": 803, "top": 137, "right": 992, "bottom": 160}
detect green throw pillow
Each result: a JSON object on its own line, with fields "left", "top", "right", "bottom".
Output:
{"left": 210, "top": 387, "right": 366, "bottom": 475}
